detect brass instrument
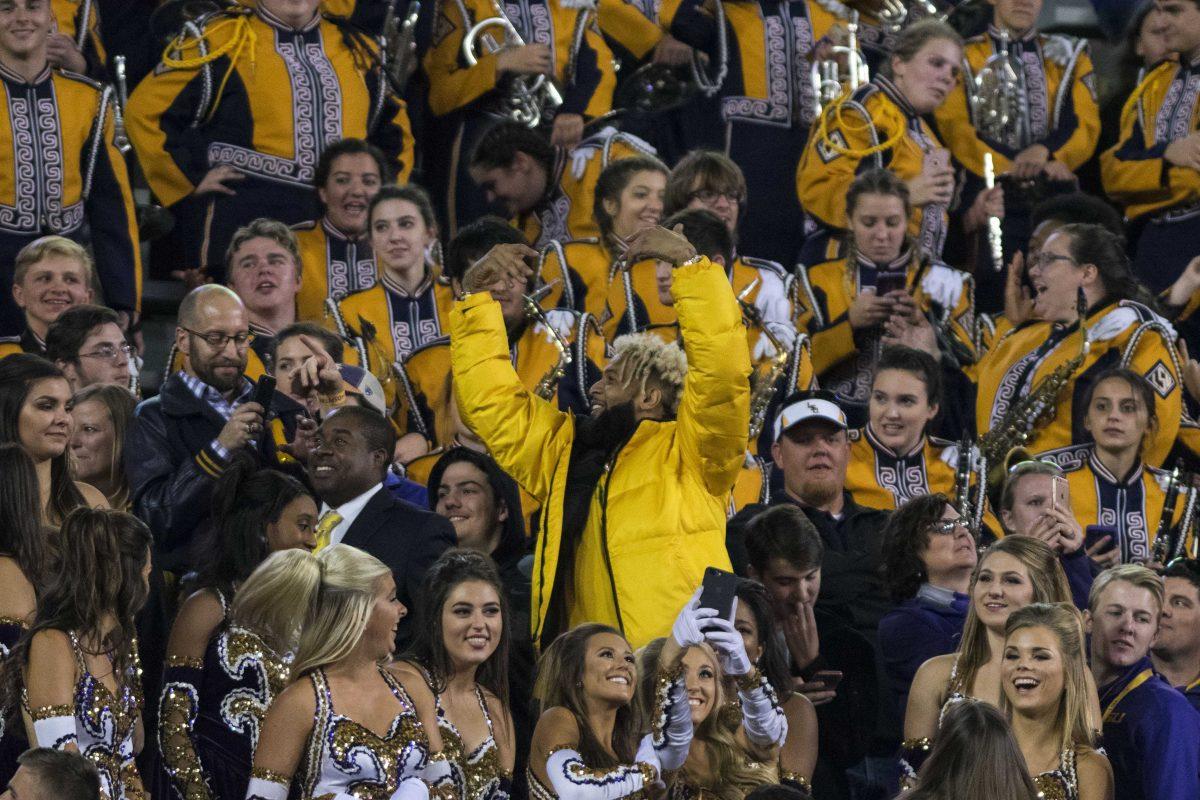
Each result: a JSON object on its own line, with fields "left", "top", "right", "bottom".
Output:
{"left": 462, "top": 0, "right": 563, "bottom": 127}
{"left": 811, "top": 10, "right": 870, "bottom": 114}
{"left": 524, "top": 283, "right": 573, "bottom": 400}
{"left": 1154, "top": 466, "right": 1183, "bottom": 564}
{"left": 983, "top": 152, "right": 1004, "bottom": 272}
{"left": 382, "top": 0, "right": 421, "bottom": 95}
{"left": 979, "top": 290, "right": 1090, "bottom": 488}
{"left": 112, "top": 55, "right": 132, "bottom": 155}
{"left": 971, "top": 28, "right": 1024, "bottom": 148}
{"left": 952, "top": 436, "right": 987, "bottom": 539}
{"left": 737, "top": 279, "right": 790, "bottom": 442}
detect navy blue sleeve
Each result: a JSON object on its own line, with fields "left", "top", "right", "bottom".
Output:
{"left": 1059, "top": 549, "right": 1094, "bottom": 611}
{"left": 1134, "top": 691, "right": 1200, "bottom": 800}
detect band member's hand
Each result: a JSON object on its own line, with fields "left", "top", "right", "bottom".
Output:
{"left": 1166, "top": 133, "right": 1200, "bottom": 171}
{"left": 195, "top": 165, "right": 245, "bottom": 197}
{"left": 1042, "top": 160, "right": 1075, "bottom": 183}
{"left": 46, "top": 33, "right": 87, "bottom": 74}
{"left": 170, "top": 267, "right": 212, "bottom": 291}
{"left": 1011, "top": 144, "right": 1050, "bottom": 180}
{"left": 496, "top": 43, "right": 553, "bottom": 76}
{"left": 1028, "top": 507, "right": 1083, "bottom": 554}
{"left": 1086, "top": 535, "right": 1121, "bottom": 568}
{"left": 1004, "top": 250, "right": 1035, "bottom": 327}
{"left": 882, "top": 310, "right": 941, "bottom": 359}
{"left": 964, "top": 185, "right": 1005, "bottom": 233}
{"left": 907, "top": 169, "right": 954, "bottom": 207}
{"left": 652, "top": 34, "right": 693, "bottom": 66}
{"left": 847, "top": 290, "right": 894, "bottom": 330}
{"left": 461, "top": 243, "right": 538, "bottom": 295}
{"left": 622, "top": 224, "right": 697, "bottom": 267}
{"left": 551, "top": 113, "right": 584, "bottom": 148}
{"left": 887, "top": 290, "right": 919, "bottom": 322}
{"left": 216, "top": 403, "right": 265, "bottom": 452}
{"left": 1178, "top": 341, "right": 1200, "bottom": 405}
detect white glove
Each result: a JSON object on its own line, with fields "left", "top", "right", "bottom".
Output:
{"left": 672, "top": 588, "right": 717, "bottom": 647}
{"left": 702, "top": 607, "right": 752, "bottom": 677}
{"left": 540, "top": 308, "right": 578, "bottom": 341}
{"left": 752, "top": 331, "right": 778, "bottom": 361}
{"left": 635, "top": 734, "right": 663, "bottom": 785}
{"left": 388, "top": 778, "right": 429, "bottom": 800}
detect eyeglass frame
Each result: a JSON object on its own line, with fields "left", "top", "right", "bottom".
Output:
{"left": 76, "top": 342, "right": 135, "bottom": 362}
{"left": 1028, "top": 252, "right": 1079, "bottom": 271}
{"left": 180, "top": 326, "right": 252, "bottom": 350}
{"left": 688, "top": 188, "right": 745, "bottom": 206}
{"left": 926, "top": 518, "right": 968, "bottom": 536}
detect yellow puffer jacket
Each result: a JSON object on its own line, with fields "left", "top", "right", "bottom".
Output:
{"left": 451, "top": 259, "right": 749, "bottom": 650}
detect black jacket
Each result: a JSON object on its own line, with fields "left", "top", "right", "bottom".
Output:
{"left": 125, "top": 372, "right": 277, "bottom": 572}
{"left": 340, "top": 487, "right": 457, "bottom": 648}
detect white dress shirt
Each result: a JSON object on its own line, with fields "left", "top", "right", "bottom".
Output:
{"left": 319, "top": 482, "right": 385, "bottom": 547}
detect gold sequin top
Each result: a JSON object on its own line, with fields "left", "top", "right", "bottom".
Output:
{"left": 1033, "top": 748, "right": 1079, "bottom": 800}
{"left": 437, "top": 684, "right": 512, "bottom": 800}
{"left": 297, "top": 667, "right": 431, "bottom": 800}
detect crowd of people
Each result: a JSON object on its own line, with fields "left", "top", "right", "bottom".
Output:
{"left": 2, "top": 0, "right": 1200, "bottom": 799}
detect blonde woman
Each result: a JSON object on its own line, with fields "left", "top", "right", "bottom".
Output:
{"left": 247, "top": 545, "right": 449, "bottom": 800}
{"left": 1002, "top": 603, "right": 1113, "bottom": 800}
{"left": 901, "top": 536, "right": 1077, "bottom": 779}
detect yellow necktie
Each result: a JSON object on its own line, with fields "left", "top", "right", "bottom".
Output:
{"left": 314, "top": 510, "right": 343, "bottom": 552}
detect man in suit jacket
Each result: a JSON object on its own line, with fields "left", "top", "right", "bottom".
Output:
{"left": 309, "top": 405, "right": 456, "bottom": 646}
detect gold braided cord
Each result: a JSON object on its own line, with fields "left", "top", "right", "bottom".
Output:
{"left": 814, "top": 95, "right": 907, "bottom": 159}
{"left": 161, "top": 13, "right": 259, "bottom": 124}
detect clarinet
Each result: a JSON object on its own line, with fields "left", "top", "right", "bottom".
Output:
{"left": 1154, "top": 465, "right": 1184, "bottom": 564}
{"left": 983, "top": 152, "right": 1003, "bottom": 272}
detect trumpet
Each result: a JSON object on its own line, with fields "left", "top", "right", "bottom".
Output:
{"left": 983, "top": 152, "right": 1004, "bottom": 272}
{"left": 811, "top": 10, "right": 870, "bottom": 114}
{"left": 971, "top": 28, "right": 1023, "bottom": 147}
{"left": 382, "top": 0, "right": 421, "bottom": 95}
{"left": 463, "top": 0, "right": 563, "bottom": 128}
{"left": 113, "top": 55, "right": 132, "bottom": 155}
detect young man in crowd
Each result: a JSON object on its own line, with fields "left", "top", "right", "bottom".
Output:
{"left": 1153, "top": 559, "right": 1200, "bottom": 712}
{"left": 44, "top": 305, "right": 133, "bottom": 393}
{"left": 1087, "top": 564, "right": 1200, "bottom": 800}
{"left": 0, "top": 237, "right": 97, "bottom": 359}
{"left": 224, "top": 218, "right": 305, "bottom": 375}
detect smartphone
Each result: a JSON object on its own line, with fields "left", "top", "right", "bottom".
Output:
{"left": 925, "top": 147, "right": 950, "bottom": 174}
{"left": 1051, "top": 475, "right": 1070, "bottom": 511}
{"left": 251, "top": 374, "right": 276, "bottom": 412}
{"left": 812, "top": 670, "right": 844, "bottom": 691}
{"left": 698, "top": 567, "right": 740, "bottom": 623}
{"left": 875, "top": 271, "right": 907, "bottom": 296}
{"left": 1084, "top": 525, "right": 1119, "bottom": 556}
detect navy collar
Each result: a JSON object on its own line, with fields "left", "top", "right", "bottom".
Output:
{"left": 1088, "top": 448, "right": 1144, "bottom": 486}
{"left": 0, "top": 60, "right": 51, "bottom": 86}
{"left": 1098, "top": 656, "right": 1155, "bottom": 704}
{"left": 988, "top": 24, "right": 1038, "bottom": 46}
{"left": 255, "top": 4, "right": 321, "bottom": 32}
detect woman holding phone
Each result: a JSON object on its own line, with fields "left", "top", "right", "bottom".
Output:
{"left": 1058, "top": 368, "right": 1192, "bottom": 566}
{"left": 792, "top": 169, "right": 976, "bottom": 427}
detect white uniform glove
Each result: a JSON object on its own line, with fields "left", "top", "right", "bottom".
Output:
{"left": 701, "top": 608, "right": 753, "bottom": 677}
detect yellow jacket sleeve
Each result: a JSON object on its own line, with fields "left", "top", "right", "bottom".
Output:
{"left": 1047, "top": 48, "right": 1101, "bottom": 171}
{"left": 450, "top": 291, "right": 577, "bottom": 501}
{"left": 672, "top": 258, "right": 751, "bottom": 496}
{"left": 126, "top": 57, "right": 211, "bottom": 206}
{"left": 597, "top": 0, "right": 662, "bottom": 61}
{"left": 423, "top": 0, "right": 502, "bottom": 116}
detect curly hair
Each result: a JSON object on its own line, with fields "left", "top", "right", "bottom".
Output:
{"left": 882, "top": 493, "right": 953, "bottom": 603}
{"left": 609, "top": 332, "right": 687, "bottom": 417}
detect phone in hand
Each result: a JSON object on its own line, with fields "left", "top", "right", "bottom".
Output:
{"left": 1084, "top": 525, "right": 1119, "bottom": 556}
{"left": 812, "top": 669, "right": 843, "bottom": 690}
{"left": 875, "top": 271, "right": 907, "bottom": 296}
{"left": 1051, "top": 475, "right": 1070, "bottom": 512}
{"left": 924, "top": 147, "right": 951, "bottom": 174}
{"left": 251, "top": 375, "right": 276, "bottom": 414}
{"left": 698, "top": 567, "right": 740, "bottom": 625}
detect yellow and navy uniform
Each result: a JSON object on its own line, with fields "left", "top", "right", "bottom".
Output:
{"left": 596, "top": 0, "right": 663, "bottom": 66}
{"left": 516, "top": 127, "right": 657, "bottom": 249}
{"left": 1041, "top": 443, "right": 1194, "bottom": 564}
{"left": 538, "top": 237, "right": 615, "bottom": 319}
{"left": 450, "top": 256, "right": 748, "bottom": 649}
{"left": 396, "top": 309, "right": 606, "bottom": 446}
{"left": 728, "top": 454, "right": 773, "bottom": 518}
{"left": 126, "top": 5, "right": 412, "bottom": 277}
{"left": 53, "top": 0, "right": 106, "bottom": 74}
{"left": 0, "top": 329, "right": 45, "bottom": 360}
{"left": 0, "top": 63, "right": 140, "bottom": 338}
{"left": 792, "top": 249, "right": 976, "bottom": 415}
{"left": 293, "top": 217, "right": 376, "bottom": 322}
{"left": 797, "top": 76, "right": 953, "bottom": 266}
{"left": 846, "top": 426, "right": 1002, "bottom": 536}
{"left": 934, "top": 27, "right": 1099, "bottom": 180}
{"left": 661, "top": 0, "right": 845, "bottom": 265}
{"left": 332, "top": 271, "right": 456, "bottom": 377}
{"left": 1101, "top": 57, "right": 1200, "bottom": 293}
{"left": 422, "top": 0, "right": 633, "bottom": 233}
{"left": 974, "top": 300, "right": 1183, "bottom": 468}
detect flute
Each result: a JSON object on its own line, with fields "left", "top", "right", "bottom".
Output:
{"left": 983, "top": 152, "right": 1004, "bottom": 272}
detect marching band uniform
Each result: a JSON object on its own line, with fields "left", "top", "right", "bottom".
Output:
{"left": 127, "top": 4, "right": 412, "bottom": 281}
{"left": 933, "top": 25, "right": 1099, "bottom": 310}
{"left": 791, "top": 247, "right": 976, "bottom": 427}
{"left": 0, "top": 62, "right": 140, "bottom": 337}
{"left": 797, "top": 76, "right": 955, "bottom": 267}
{"left": 53, "top": 0, "right": 106, "bottom": 75}
{"left": 661, "top": 0, "right": 845, "bottom": 266}
{"left": 293, "top": 217, "right": 376, "bottom": 323}
{"left": 973, "top": 300, "right": 1183, "bottom": 468}
{"left": 159, "top": 594, "right": 291, "bottom": 800}
{"left": 1096, "top": 657, "right": 1200, "bottom": 800}
{"left": 537, "top": 237, "right": 617, "bottom": 319}
{"left": 422, "top": 0, "right": 629, "bottom": 234}
{"left": 395, "top": 310, "right": 604, "bottom": 447}
{"left": 1102, "top": 56, "right": 1200, "bottom": 293}
{"left": 0, "top": 329, "right": 47, "bottom": 360}
{"left": 1037, "top": 443, "right": 1193, "bottom": 565}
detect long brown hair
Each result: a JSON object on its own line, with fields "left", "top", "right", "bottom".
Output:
{"left": 533, "top": 624, "right": 640, "bottom": 768}
{"left": 68, "top": 384, "right": 137, "bottom": 510}
{"left": 955, "top": 537, "right": 1072, "bottom": 696}
{"left": 902, "top": 699, "right": 1038, "bottom": 800}
{"left": 0, "top": 443, "right": 47, "bottom": 584}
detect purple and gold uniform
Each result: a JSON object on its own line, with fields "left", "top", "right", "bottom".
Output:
{"left": 293, "top": 218, "right": 375, "bottom": 322}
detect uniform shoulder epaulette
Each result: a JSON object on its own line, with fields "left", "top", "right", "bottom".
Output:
{"left": 812, "top": 0, "right": 853, "bottom": 19}
{"left": 54, "top": 68, "right": 103, "bottom": 91}
{"left": 740, "top": 256, "right": 786, "bottom": 278}
{"left": 1041, "top": 33, "right": 1083, "bottom": 67}
{"left": 847, "top": 427, "right": 863, "bottom": 443}
{"left": 291, "top": 220, "right": 319, "bottom": 232}
{"left": 402, "top": 334, "right": 452, "bottom": 363}
{"left": 1038, "top": 442, "right": 1092, "bottom": 472}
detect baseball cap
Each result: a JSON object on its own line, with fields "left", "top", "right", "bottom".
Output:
{"left": 773, "top": 390, "right": 848, "bottom": 442}
{"left": 338, "top": 364, "right": 387, "bottom": 416}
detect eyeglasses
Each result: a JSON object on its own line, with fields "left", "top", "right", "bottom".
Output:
{"left": 689, "top": 189, "right": 744, "bottom": 205}
{"left": 181, "top": 327, "right": 252, "bottom": 349}
{"left": 1007, "top": 459, "right": 1064, "bottom": 478}
{"left": 78, "top": 343, "right": 134, "bottom": 362}
{"left": 927, "top": 519, "right": 965, "bottom": 535}
{"left": 1029, "top": 252, "right": 1078, "bottom": 270}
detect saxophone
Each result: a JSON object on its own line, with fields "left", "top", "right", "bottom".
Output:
{"left": 979, "top": 290, "right": 1090, "bottom": 485}
{"left": 524, "top": 284, "right": 573, "bottom": 400}
{"left": 737, "top": 279, "right": 790, "bottom": 442}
